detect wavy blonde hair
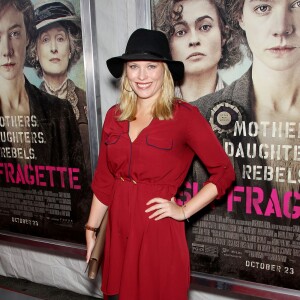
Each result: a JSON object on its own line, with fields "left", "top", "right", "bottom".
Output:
{"left": 117, "top": 62, "right": 176, "bottom": 121}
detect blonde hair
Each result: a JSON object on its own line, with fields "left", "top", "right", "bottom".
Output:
{"left": 117, "top": 62, "right": 175, "bottom": 121}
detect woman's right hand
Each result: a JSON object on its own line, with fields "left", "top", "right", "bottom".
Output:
{"left": 85, "top": 194, "right": 108, "bottom": 262}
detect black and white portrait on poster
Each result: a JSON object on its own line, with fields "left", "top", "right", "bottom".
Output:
{"left": 0, "top": 0, "right": 93, "bottom": 244}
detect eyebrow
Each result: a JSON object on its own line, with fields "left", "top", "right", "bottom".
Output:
{"left": 173, "top": 15, "right": 213, "bottom": 27}
{"left": 8, "top": 24, "right": 22, "bottom": 31}
{"left": 39, "top": 28, "right": 67, "bottom": 36}
{"left": 0, "top": 23, "right": 21, "bottom": 35}
{"left": 172, "top": 20, "right": 188, "bottom": 27}
{"left": 41, "top": 30, "right": 66, "bottom": 34}
{"left": 195, "top": 15, "right": 213, "bottom": 23}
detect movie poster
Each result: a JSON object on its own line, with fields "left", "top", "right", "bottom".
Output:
{"left": 152, "top": 0, "right": 300, "bottom": 291}
{"left": 0, "top": 0, "right": 92, "bottom": 244}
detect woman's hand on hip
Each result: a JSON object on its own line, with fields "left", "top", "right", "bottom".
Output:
{"left": 145, "top": 197, "right": 184, "bottom": 221}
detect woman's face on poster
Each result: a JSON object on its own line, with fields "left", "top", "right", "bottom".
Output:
{"left": 170, "top": 0, "right": 223, "bottom": 77}
{"left": 0, "top": 5, "right": 28, "bottom": 81}
{"left": 239, "top": 0, "right": 300, "bottom": 72}
{"left": 36, "top": 23, "right": 70, "bottom": 78}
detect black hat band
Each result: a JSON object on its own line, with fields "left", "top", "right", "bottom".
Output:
{"left": 124, "top": 51, "right": 168, "bottom": 60}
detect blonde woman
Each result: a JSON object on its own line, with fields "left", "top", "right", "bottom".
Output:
{"left": 85, "top": 28, "right": 235, "bottom": 300}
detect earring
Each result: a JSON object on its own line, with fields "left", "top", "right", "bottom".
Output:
{"left": 69, "top": 53, "right": 71, "bottom": 59}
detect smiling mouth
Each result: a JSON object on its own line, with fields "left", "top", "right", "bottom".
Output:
{"left": 186, "top": 52, "right": 205, "bottom": 60}
{"left": 136, "top": 82, "right": 152, "bottom": 89}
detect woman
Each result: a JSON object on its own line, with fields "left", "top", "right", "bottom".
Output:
{"left": 27, "top": 0, "right": 91, "bottom": 178}
{"left": 85, "top": 28, "right": 235, "bottom": 300}
{"left": 154, "top": 0, "right": 242, "bottom": 102}
{"left": 198, "top": 0, "right": 300, "bottom": 217}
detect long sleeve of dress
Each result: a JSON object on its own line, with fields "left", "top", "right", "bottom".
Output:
{"left": 91, "top": 108, "right": 116, "bottom": 206}
{"left": 184, "top": 104, "right": 235, "bottom": 198}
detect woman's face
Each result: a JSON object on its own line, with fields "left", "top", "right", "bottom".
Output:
{"left": 239, "top": 0, "right": 300, "bottom": 72}
{"left": 126, "top": 61, "right": 164, "bottom": 102}
{"left": 170, "top": 0, "right": 223, "bottom": 77}
{"left": 0, "top": 5, "right": 28, "bottom": 82}
{"left": 36, "top": 23, "right": 70, "bottom": 78}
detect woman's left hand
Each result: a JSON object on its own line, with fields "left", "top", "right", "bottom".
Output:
{"left": 145, "top": 197, "right": 184, "bottom": 221}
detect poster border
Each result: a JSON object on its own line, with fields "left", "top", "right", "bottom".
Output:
{"left": 191, "top": 272, "right": 300, "bottom": 300}
{"left": 0, "top": 230, "right": 85, "bottom": 256}
{"left": 0, "top": 0, "right": 100, "bottom": 251}
{"left": 80, "top": 0, "right": 102, "bottom": 172}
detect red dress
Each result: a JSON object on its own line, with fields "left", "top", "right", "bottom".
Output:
{"left": 92, "top": 100, "right": 234, "bottom": 300}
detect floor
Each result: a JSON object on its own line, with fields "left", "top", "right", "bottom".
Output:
{"left": 0, "top": 275, "right": 101, "bottom": 300}
{"left": 0, "top": 276, "right": 266, "bottom": 300}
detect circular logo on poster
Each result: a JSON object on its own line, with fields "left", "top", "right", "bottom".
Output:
{"left": 216, "top": 111, "right": 232, "bottom": 126}
{"left": 209, "top": 101, "right": 244, "bottom": 137}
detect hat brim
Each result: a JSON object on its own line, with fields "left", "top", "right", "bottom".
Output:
{"left": 107, "top": 53, "right": 184, "bottom": 82}
{"left": 36, "top": 16, "right": 81, "bottom": 31}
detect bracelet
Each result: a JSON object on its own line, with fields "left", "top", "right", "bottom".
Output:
{"left": 181, "top": 205, "right": 189, "bottom": 222}
{"left": 84, "top": 224, "right": 99, "bottom": 233}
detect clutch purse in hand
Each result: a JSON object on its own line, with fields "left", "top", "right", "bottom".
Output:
{"left": 86, "top": 211, "right": 108, "bottom": 279}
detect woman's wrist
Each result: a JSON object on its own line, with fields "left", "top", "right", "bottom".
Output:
{"left": 84, "top": 223, "right": 99, "bottom": 233}
{"left": 86, "top": 229, "right": 97, "bottom": 241}
{"left": 181, "top": 204, "right": 189, "bottom": 222}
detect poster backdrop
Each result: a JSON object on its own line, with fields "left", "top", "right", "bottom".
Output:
{"left": 0, "top": 0, "right": 92, "bottom": 244}
{"left": 152, "top": 0, "right": 300, "bottom": 291}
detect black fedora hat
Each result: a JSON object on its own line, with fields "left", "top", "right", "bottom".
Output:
{"left": 106, "top": 28, "right": 184, "bottom": 81}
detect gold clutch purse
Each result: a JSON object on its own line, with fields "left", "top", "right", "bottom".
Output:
{"left": 86, "top": 211, "right": 108, "bottom": 279}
